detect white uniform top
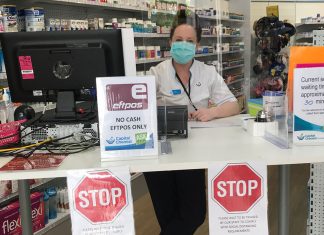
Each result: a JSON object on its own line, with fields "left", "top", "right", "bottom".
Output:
{"left": 149, "top": 59, "right": 237, "bottom": 112}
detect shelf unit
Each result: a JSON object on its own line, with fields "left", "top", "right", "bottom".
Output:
{"left": 28, "top": 0, "right": 149, "bottom": 12}
{"left": 0, "top": 177, "right": 66, "bottom": 206}
{"left": 35, "top": 212, "right": 70, "bottom": 235}
{"left": 195, "top": 3, "right": 249, "bottom": 112}
{"left": 136, "top": 50, "right": 244, "bottom": 64}
{"left": 197, "top": 15, "right": 245, "bottom": 23}
{"left": 222, "top": 64, "right": 245, "bottom": 71}
{"left": 295, "top": 22, "right": 324, "bottom": 45}
{"left": 134, "top": 33, "right": 243, "bottom": 38}
{"left": 227, "top": 78, "right": 245, "bottom": 86}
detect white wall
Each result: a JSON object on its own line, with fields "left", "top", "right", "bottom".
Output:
{"left": 296, "top": 3, "right": 324, "bottom": 22}
{"left": 251, "top": 2, "right": 324, "bottom": 24}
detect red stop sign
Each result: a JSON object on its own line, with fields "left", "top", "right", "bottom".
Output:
{"left": 212, "top": 163, "right": 263, "bottom": 213}
{"left": 73, "top": 170, "right": 128, "bottom": 223}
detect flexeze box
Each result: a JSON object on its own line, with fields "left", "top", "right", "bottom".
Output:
{"left": 0, "top": 192, "right": 44, "bottom": 235}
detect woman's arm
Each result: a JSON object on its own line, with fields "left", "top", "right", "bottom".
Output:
{"left": 190, "top": 101, "right": 240, "bottom": 122}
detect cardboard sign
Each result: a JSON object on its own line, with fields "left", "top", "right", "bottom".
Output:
{"left": 293, "top": 66, "right": 324, "bottom": 144}
{"left": 208, "top": 162, "right": 268, "bottom": 235}
{"left": 67, "top": 166, "right": 134, "bottom": 235}
{"left": 96, "top": 76, "right": 158, "bottom": 161}
{"left": 266, "top": 5, "right": 279, "bottom": 17}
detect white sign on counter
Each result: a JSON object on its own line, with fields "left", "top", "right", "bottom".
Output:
{"left": 294, "top": 67, "right": 324, "bottom": 144}
{"left": 96, "top": 76, "right": 158, "bottom": 161}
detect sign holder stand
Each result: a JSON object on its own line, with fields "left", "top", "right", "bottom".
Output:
{"left": 160, "top": 97, "right": 172, "bottom": 155}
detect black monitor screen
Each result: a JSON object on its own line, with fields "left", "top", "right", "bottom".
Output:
{"left": 0, "top": 30, "right": 125, "bottom": 103}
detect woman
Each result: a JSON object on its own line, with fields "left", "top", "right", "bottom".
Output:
{"left": 144, "top": 11, "right": 240, "bottom": 235}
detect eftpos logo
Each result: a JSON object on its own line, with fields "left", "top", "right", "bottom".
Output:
{"left": 106, "top": 83, "right": 148, "bottom": 111}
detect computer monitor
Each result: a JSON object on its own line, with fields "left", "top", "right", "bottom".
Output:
{"left": 0, "top": 29, "right": 136, "bottom": 120}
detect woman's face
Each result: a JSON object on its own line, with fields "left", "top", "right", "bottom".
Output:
{"left": 170, "top": 24, "right": 198, "bottom": 46}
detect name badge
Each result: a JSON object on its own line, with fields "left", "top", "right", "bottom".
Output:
{"left": 171, "top": 89, "right": 181, "bottom": 95}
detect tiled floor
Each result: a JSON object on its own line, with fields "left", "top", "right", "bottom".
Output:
{"left": 134, "top": 164, "right": 310, "bottom": 235}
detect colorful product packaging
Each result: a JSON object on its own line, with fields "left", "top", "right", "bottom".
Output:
{"left": 0, "top": 192, "right": 45, "bottom": 235}
{"left": 1, "top": 5, "right": 17, "bottom": 32}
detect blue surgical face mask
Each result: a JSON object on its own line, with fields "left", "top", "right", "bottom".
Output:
{"left": 170, "top": 41, "right": 196, "bottom": 64}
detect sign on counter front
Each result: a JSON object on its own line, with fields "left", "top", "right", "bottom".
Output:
{"left": 294, "top": 66, "right": 324, "bottom": 144}
{"left": 208, "top": 162, "right": 268, "bottom": 235}
{"left": 96, "top": 76, "right": 158, "bottom": 161}
{"left": 67, "top": 167, "right": 134, "bottom": 235}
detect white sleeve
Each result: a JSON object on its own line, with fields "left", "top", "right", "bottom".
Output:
{"left": 209, "top": 68, "right": 237, "bottom": 106}
{"left": 148, "top": 65, "right": 160, "bottom": 93}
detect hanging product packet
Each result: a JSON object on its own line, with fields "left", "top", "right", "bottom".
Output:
{"left": 96, "top": 76, "right": 158, "bottom": 161}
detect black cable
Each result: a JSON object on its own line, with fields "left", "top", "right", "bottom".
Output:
{"left": 42, "top": 139, "right": 98, "bottom": 154}
{"left": 22, "top": 143, "right": 45, "bottom": 158}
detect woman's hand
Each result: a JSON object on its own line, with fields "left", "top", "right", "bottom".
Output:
{"left": 189, "top": 102, "right": 240, "bottom": 122}
{"left": 190, "top": 108, "right": 214, "bottom": 122}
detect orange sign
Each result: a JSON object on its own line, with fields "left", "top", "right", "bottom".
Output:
{"left": 287, "top": 46, "right": 324, "bottom": 112}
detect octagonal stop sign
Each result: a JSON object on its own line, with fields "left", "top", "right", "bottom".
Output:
{"left": 73, "top": 170, "right": 128, "bottom": 224}
{"left": 212, "top": 164, "right": 263, "bottom": 213}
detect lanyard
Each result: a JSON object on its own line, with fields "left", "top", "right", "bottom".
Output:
{"left": 175, "top": 72, "right": 198, "bottom": 111}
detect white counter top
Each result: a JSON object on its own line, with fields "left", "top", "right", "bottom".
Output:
{"left": 0, "top": 116, "right": 323, "bottom": 180}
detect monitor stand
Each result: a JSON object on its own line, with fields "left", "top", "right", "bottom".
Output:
{"left": 55, "top": 91, "right": 76, "bottom": 120}
{"left": 39, "top": 91, "right": 96, "bottom": 123}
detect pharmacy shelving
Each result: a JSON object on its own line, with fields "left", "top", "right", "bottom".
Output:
{"left": 134, "top": 33, "right": 169, "bottom": 38}
{"left": 151, "top": 9, "right": 177, "bottom": 15}
{"left": 295, "top": 22, "right": 324, "bottom": 45}
{"left": 35, "top": 212, "right": 70, "bottom": 235}
{"left": 35, "top": 0, "right": 149, "bottom": 13}
{"left": 0, "top": 178, "right": 63, "bottom": 206}
{"left": 295, "top": 22, "right": 324, "bottom": 31}
{"left": 136, "top": 57, "right": 166, "bottom": 64}
{"left": 196, "top": 50, "right": 244, "bottom": 57}
{"left": 134, "top": 33, "right": 243, "bottom": 38}
{"left": 197, "top": 15, "right": 244, "bottom": 23}
{"left": 136, "top": 50, "right": 244, "bottom": 64}
{"left": 234, "top": 91, "right": 245, "bottom": 98}
{"left": 202, "top": 34, "right": 243, "bottom": 38}
{"left": 227, "top": 78, "right": 245, "bottom": 86}
{"left": 196, "top": 5, "right": 249, "bottom": 113}
{"left": 222, "top": 64, "right": 245, "bottom": 71}
{"left": 295, "top": 33, "right": 313, "bottom": 42}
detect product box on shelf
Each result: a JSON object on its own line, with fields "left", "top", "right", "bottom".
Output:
{"left": 1, "top": 5, "right": 18, "bottom": 32}
{"left": 45, "top": 18, "right": 59, "bottom": 31}
{"left": 60, "top": 19, "right": 68, "bottom": 31}
{"left": 21, "top": 7, "right": 45, "bottom": 32}
{"left": 0, "top": 192, "right": 44, "bottom": 235}
{"left": 88, "top": 18, "right": 104, "bottom": 30}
